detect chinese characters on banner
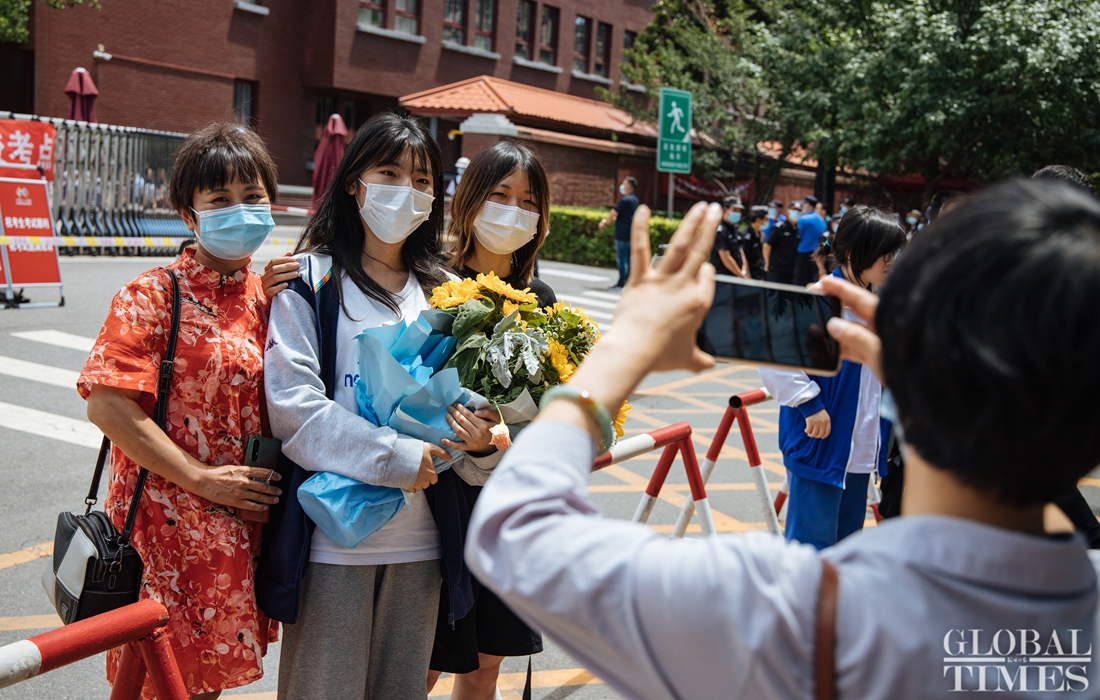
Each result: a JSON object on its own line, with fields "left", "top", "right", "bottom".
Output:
{"left": 0, "top": 179, "right": 62, "bottom": 286}
{"left": 0, "top": 121, "right": 56, "bottom": 182}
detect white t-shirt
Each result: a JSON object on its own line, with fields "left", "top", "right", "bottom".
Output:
{"left": 308, "top": 270, "right": 442, "bottom": 566}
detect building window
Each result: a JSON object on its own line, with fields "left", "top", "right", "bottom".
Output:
{"left": 443, "top": 0, "right": 463, "bottom": 43}
{"left": 539, "top": 5, "right": 559, "bottom": 65}
{"left": 515, "top": 0, "right": 535, "bottom": 59}
{"left": 358, "top": 0, "right": 383, "bottom": 27}
{"left": 573, "top": 16, "right": 591, "bottom": 72}
{"left": 395, "top": 0, "right": 419, "bottom": 35}
{"left": 623, "top": 29, "right": 636, "bottom": 51}
{"left": 233, "top": 80, "right": 256, "bottom": 127}
{"left": 474, "top": 0, "right": 494, "bottom": 51}
{"left": 593, "top": 21, "right": 611, "bottom": 77}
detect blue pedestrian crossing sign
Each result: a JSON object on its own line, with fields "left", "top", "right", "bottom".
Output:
{"left": 658, "top": 88, "right": 692, "bottom": 174}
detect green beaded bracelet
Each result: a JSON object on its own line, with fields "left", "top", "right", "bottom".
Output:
{"left": 539, "top": 385, "right": 616, "bottom": 452}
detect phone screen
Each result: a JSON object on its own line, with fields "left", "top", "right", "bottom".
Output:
{"left": 697, "top": 275, "right": 843, "bottom": 374}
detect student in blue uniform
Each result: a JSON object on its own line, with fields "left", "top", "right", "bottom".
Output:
{"left": 759, "top": 206, "right": 907, "bottom": 549}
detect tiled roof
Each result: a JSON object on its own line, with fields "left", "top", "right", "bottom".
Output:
{"left": 400, "top": 75, "right": 657, "bottom": 138}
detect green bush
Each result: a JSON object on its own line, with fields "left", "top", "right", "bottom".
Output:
{"left": 540, "top": 206, "right": 681, "bottom": 268}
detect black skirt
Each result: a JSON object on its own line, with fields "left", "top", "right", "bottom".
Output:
{"left": 429, "top": 481, "right": 543, "bottom": 673}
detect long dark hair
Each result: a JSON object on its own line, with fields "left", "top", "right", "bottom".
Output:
{"left": 297, "top": 111, "right": 446, "bottom": 315}
{"left": 817, "top": 205, "right": 906, "bottom": 286}
{"left": 447, "top": 141, "right": 550, "bottom": 285}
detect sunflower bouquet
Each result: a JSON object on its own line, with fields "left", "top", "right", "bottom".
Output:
{"left": 430, "top": 272, "right": 629, "bottom": 446}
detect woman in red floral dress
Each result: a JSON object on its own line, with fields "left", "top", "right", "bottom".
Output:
{"left": 79, "top": 123, "right": 297, "bottom": 699}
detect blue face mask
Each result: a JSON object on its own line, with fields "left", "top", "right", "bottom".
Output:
{"left": 192, "top": 203, "right": 274, "bottom": 260}
{"left": 619, "top": 184, "right": 627, "bottom": 195}
{"left": 840, "top": 206, "right": 849, "bottom": 215}
{"left": 767, "top": 208, "right": 777, "bottom": 218}
{"left": 906, "top": 216, "right": 918, "bottom": 225}
{"left": 727, "top": 211, "right": 742, "bottom": 224}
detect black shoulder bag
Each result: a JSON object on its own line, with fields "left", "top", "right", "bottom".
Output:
{"left": 43, "top": 269, "right": 181, "bottom": 624}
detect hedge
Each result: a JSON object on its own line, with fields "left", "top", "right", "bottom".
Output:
{"left": 540, "top": 206, "right": 681, "bottom": 268}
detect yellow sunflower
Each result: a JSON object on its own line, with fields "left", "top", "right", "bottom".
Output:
{"left": 547, "top": 339, "right": 576, "bottom": 383}
{"left": 477, "top": 272, "right": 538, "bottom": 304}
{"left": 430, "top": 278, "right": 482, "bottom": 309}
{"left": 613, "top": 401, "right": 632, "bottom": 439}
{"left": 502, "top": 299, "right": 519, "bottom": 317}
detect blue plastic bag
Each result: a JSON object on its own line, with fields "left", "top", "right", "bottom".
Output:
{"left": 300, "top": 310, "right": 487, "bottom": 549}
{"left": 298, "top": 472, "right": 406, "bottom": 549}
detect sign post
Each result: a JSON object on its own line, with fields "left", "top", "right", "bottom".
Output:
{"left": 0, "top": 176, "right": 64, "bottom": 308}
{"left": 657, "top": 88, "right": 693, "bottom": 218}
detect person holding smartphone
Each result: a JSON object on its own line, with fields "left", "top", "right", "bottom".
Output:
{"left": 758, "top": 206, "right": 906, "bottom": 549}
{"left": 79, "top": 123, "right": 285, "bottom": 699}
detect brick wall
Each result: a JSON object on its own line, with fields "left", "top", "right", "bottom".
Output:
{"left": 31, "top": 0, "right": 318, "bottom": 188}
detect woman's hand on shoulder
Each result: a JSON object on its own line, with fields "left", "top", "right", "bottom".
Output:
{"left": 261, "top": 254, "right": 300, "bottom": 299}
{"left": 189, "top": 464, "right": 283, "bottom": 511}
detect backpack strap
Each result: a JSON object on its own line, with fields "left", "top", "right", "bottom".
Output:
{"left": 815, "top": 559, "right": 839, "bottom": 700}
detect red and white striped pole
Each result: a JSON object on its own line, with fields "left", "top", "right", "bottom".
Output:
{"left": 594, "top": 422, "right": 716, "bottom": 537}
{"left": 0, "top": 600, "right": 187, "bottom": 699}
{"left": 671, "top": 388, "right": 782, "bottom": 537}
{"left": 270, "top": 204, "right": 314, "bottom": 217}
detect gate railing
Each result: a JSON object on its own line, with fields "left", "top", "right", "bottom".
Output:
{"left": 1, "top": 112, "right": 187, "bottom": 255}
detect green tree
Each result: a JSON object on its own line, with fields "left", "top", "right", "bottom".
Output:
{"left": 604, "top": 0, "right": 772, "bottom": 186}
{"left": 1, "top": 0, "right": 101, "bottom": 44}
{"left": 614, "top": 0, "right": 1100, "bottom": 204}
{"left": 821, "top": 0, "right": 1100, "bottom": 201}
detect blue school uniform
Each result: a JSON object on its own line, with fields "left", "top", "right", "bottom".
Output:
{"left": 758, "top": 269, "right": 890, "bottom": 548}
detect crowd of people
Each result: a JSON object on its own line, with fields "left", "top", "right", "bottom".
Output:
{"left": 73, "top": 106, "right": 1100, "bottom": 700}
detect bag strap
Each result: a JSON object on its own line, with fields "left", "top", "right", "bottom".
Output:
{"left": 83, "top": 436, "right": 113, "bottom": 515}
{"left": 814, "top": 559, "right": 839, "bottom": 700}
{"left": 113, "top": 269, "right": 181, "bottom": 547}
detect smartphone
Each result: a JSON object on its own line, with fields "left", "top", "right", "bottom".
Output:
{"left": 697, "top": 275, "right": 843, "bottom": 375}
{"left": 241, "top": 436, "right": 282, "bottom": 523}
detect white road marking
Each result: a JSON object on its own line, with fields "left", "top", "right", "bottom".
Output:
{"left": 537, "top": 267, "right": 614, "bottom": 283}
{"left": 11, "top": 330, "right": 95, "bottom": 352}
{"left": 556, "top": 293, "right": 618, "bottom": 310}
{"left": 580, "top": 290, "right": 622, "bottom": 302}
{"left": 0, "top": 356, "right": 80, "bottom": 388}
{"left": 0, "top": 401, "right": 101, "bottom": 449}
{"left": 582, "top": 308, "right": 614, "bottom": 321}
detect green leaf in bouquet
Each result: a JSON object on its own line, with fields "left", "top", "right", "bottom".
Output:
{"left": 452, "top": 298, "right": 495, "bottom": 338}
{"left": 493, "top": 309, "right": 520, "bottom": 336}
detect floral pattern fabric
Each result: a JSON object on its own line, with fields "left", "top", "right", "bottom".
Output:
{"left": 77, "top": 247, "right": 276, "bottom": 697}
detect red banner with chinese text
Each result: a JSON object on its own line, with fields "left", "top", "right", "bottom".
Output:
{"left": 0, "top": 121, "right": 56, "bottom": 182}
{"left": 0, "top": 178, "right": 62, "bottom": 285}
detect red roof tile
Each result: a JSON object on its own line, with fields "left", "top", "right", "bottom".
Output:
{"left": 400, "top": 75, "right": 657, "bottom": 138}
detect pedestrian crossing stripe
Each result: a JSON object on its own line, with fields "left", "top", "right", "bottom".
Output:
{"left": 0, "top": 236, "right": 302, "bottom": 248}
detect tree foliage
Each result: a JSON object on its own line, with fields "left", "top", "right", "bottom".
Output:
{"left": 1, "top": 0, "right": 101, "bottom": 44}
{"left": 613, "top": 0, "right": 1100, "bottom": 202}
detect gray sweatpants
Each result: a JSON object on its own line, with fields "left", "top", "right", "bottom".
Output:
{"left": 278, "top": 560, "right": 442, "bottom": 700}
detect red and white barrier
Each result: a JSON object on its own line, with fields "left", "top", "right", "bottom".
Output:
{"left": 672, "top": 388, "right": 782, "bottom": 537}
{"left": 271, "top": 204, "right": 314, "bottom": 217}
{"left": 0, "top": 600, "right": 187, "bottom": 699}
{"left": 593, "top": 422, "right": 716, "bottom": 537}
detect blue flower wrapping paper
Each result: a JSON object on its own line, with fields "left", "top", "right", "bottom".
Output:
{"left": 298, "top": 309, "right": 488, "bottom": 549}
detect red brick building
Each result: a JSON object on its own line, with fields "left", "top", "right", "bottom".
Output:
{"left": 0, "top": 0, "right": 654, "bottom": 199}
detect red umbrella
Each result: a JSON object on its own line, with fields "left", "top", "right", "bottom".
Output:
{"left": 65, "top": 67, "right": 99, "bottom": 123}
{"left": 312, "top": 113, "right": 347, "bottom": 207}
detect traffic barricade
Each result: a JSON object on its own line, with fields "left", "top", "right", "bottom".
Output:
{"left": 594, "top": 422, "right": 716, "bottom": 537}
{"left": 671, "top": 388, "right": 781, "bottom": 537}
{"left": 0, "top": 599, "right": 187, "bottom": 699}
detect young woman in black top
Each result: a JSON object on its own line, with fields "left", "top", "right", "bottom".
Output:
{"left": 427, "top": 140, "right": 554, "bottom": 699}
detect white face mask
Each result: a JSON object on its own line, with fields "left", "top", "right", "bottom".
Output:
{"left": 473, "top": 201, "right": 540, "bottom": 255}
{"left": 357, "top": 180, "right": 434, "bottom": 244}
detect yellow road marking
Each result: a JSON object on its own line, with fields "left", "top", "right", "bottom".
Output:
{"left": 222, "top": 668, "right": 604, "bottom": 699}
{"left": 601, "top": 464, "right": 760, "bottom": 532}
{"left": 0, "top": 541, "right": 52, "bottom": 570}
{"left": 0, "top": 614, "right": 61, "bottom": 631}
